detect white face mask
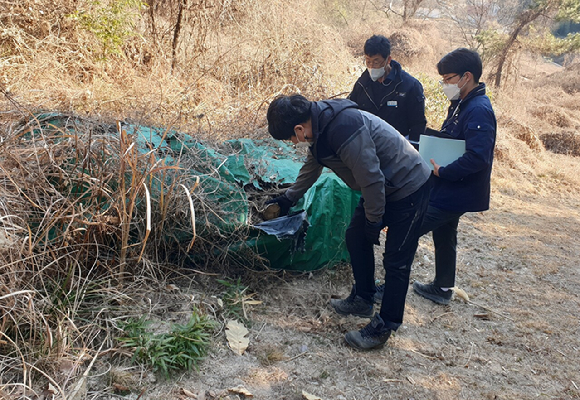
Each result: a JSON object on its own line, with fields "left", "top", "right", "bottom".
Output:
{"left": 441, "top": 74, "right": 465, "bottom": 101}
{"left": 441, "top": 83, "right": 461, "bottom": 101}
{"left": 368, "top": 67, "right": 385, "bottom": 82}
{"left": 295, "top": 140, "right": 311, "bottom": 149}
{"left": 294, "top": 132, "right": 312, "bottom": 148}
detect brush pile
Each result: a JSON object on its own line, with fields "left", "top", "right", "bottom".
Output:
{"left": 0, "top": 108, "right": 275, "bottom": 395}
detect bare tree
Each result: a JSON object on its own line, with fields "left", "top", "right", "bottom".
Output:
{"left": 492, "top": 0, "right": 565, "bottom": 87}
{"left": 402, "top": 0, "right": 427, "bottom": 21}
{"left": 492, "top": 6, "right": 545, "bottom": 86}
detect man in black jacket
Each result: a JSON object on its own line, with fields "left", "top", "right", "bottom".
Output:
{"left": 265, "top": 94, "right": 431, "bottom": 350}
{"left": 348, "top": 35, "right": 426, "bottom": 148}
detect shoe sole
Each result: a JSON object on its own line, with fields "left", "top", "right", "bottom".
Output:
{"left": 413, "top": 285, "right": 451, "bottom": 305}
{"left": 344, "top": 333, "right": 386, "bottom": 351}
{"left": 330, "top": 300, "right": 374, "bottom": 318}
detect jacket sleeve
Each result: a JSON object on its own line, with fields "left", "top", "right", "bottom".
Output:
{"left": 284, "top": 152, "right": 324, "bottom": 203}
{"left": 438, "top": 107, "right": 496, "bottom": 181}
{"left": 335, "top": 125, "right": 386, "bottom": 223}
{"left": 407, "top": 81, "right": 427, "bottom": 142}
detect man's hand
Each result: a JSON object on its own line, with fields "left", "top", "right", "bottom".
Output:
{"left": 365, "top": 219, "right": 383, "bottom": 245}
{"left": 430, "top": 159, "right": 441, "bottom": 177}
{"left": 265, "top": 194, "right": 294, "bottom": 216}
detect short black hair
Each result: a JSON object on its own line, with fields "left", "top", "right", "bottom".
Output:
{"left": 267, "top": 94, "right": 312, "bottom": 140}
{"left": 364, "top": 35, "right": 391, "bottom": 59}
{"left": 437, "top": 48, "right": 483, "bottom": 82}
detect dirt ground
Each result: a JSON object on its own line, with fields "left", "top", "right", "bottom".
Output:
{"left": 84, "top": 148, "right": 580, "bottom": 400}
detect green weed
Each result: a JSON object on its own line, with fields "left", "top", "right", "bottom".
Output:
{"left": 118, "top": 309, "right": 214, "bottom": 377}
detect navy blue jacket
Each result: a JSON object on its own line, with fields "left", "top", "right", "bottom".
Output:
{"left": 430, "top": 83, "right": 497, "bottom": 213}
{"left": 348, "top": 60, "right": 426, "bottom": 142}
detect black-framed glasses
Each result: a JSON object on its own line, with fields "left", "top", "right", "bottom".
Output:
{"left": 365, "top": 57, "right": 388, "bottom": 69}
{"left": 439, "top": 74, "right": 459, "bottom": 85}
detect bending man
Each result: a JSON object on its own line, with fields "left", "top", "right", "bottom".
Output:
{"left": 266, "top": 94, "right": 431, "bottom": 350}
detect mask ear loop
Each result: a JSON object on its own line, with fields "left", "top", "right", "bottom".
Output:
{"left": 457, "top": 73, "right": 468, "bottom": 90}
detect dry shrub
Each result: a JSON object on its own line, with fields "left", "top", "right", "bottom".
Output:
{"left": 491, "top": 131, "right": 545, "bottom": 196}
{"left": 500, "top": 117, "right": 544, "bottom": 151}
{"left": 530, "top": 105, "right": 574, "bottom": 129}
{"left": 540, "top": 131, "right": 580, "bottom": 157}
{"left": 1, "top": 0, "right": 358, "bottom": 142}
{"left": 533, "top": 63, "right": 580, "bottom": 95}
{"left": 388, "top": 27, "right": 435, "bottom": 66}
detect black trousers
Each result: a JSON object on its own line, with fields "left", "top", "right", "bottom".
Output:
{"left": 417, "top": 206, "right": 465, "bottom": 288}
{"left": 345, "top": 179, "right": 431, "bottom": 331}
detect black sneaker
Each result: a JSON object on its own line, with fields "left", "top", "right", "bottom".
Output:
{"left": 413, "top": 281, "right": 453, "bottom": 305}
{"left": 330, "top": 286, "right": 374, "bottom": 318}
{"left": 374, "top": 283, "right": 385, "bottom": 303}
{"left": 345, "top": 313, "right": 392, "bottom": 351}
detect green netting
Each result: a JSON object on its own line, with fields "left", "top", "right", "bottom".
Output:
{"left": 131, "top": 129, "right": 361, "bottom": 270}
{"left": 25, "top": 115, "right": 359, "bottom": 271}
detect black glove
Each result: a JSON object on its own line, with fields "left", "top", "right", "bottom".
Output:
{"left": 365, "top": 219, "right": 383, "bottom": 245}
{"left": 265, "top": 194, "right": 294, "bottom": 217}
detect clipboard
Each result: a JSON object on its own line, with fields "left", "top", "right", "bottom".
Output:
{"left": 419, "top": 134, "right": 466, "bottom": 170}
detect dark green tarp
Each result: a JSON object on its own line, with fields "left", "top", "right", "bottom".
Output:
{"left": 27, "top": 115, "right": 360, "bottom": 271}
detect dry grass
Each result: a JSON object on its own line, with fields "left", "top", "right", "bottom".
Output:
{"left": 0, "top": 106, "right": 270, "bottom": 397}
{"left": 1, "top": 0, "right": 580, "bottom": 397}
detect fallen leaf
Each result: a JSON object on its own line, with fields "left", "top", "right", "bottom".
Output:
{"left": 229, "top": 385, "right": 253, "bottom": 397}
{"left": 113, "top": 383, "right": 130, "bottom": 392}
{"left": 453, "top": 287, "right": 470, "bottom": 302}
{"left": 47, "top": 383, "right": 57, "bottom": 394}
{"left": 225, "top": 319, "right": 249, "bottom": 355}
{"left": 302, "top": 391, "right": 323, "bottom": 400}
{"left": 179, "top": 387, "right": 196, "bottom": 398}
{"left": 166, "top": 284, "right": 180, "bottom": 292}
{"left": 474, "top": 313, "right": 490, "bottom": 320}
{"left": 58, "top": 359, "right": 75, "bottom": 374}
{"left": 113, "top": 382, "right": 131, "bottom": 393}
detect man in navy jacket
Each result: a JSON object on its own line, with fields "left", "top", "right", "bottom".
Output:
{"left": 412, "top": 48, "right": 497, "bottom": 304}
{"left": 265, "top": 95, "right": 431, "bottom": 350}
{"left": 348, "top": 35, "right": 426, "bottom": 147}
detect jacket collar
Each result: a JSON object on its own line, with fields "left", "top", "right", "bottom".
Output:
{"left": 458, "top": 83, "right": 487, "bottom": 105}
{"left": 310, "top": 99, "right": 359, "bottom": 141}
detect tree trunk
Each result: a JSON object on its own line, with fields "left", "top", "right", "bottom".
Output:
{"left": 147, "top": 0, "right": 157, "bottom": 46}
{"left": 493, "top": 8, "right": 544, "bottom": 87}
{"left": 171, "top": 0, "right": 187, "bottom": 72}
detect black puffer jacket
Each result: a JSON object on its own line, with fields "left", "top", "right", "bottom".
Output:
{"left": 348, "top": 60, "right": 426, "bottom": 143}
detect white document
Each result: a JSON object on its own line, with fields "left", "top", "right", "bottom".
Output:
{"left": 419, "top": 135, "right": 466, "bottom": 170}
